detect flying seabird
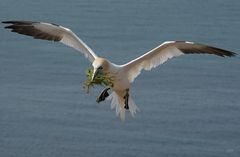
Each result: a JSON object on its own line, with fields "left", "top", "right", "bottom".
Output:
{"left": 2, "top": 21, "right": 236, "bottom": 120}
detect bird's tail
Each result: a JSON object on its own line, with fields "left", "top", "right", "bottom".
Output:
{"left": 107, "top": 91, "right": 139, "bottom": 121}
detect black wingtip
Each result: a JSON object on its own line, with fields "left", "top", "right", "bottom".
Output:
{"left": 201, "top": 44, "right": 237, "bottom": 58}
{"left": 4, "top": 25, "right": 13, "bottom": 29}
{"left": 229, "top": 52, "right": 237, "bottom": 57}
{"left": 2, "top": 21, "right": 15, "bottom": 24}
{"left": 219, "top": 49, "right": 237, "bottom": 57}
{"left": 2, "top": 20, "right": 37, "bottom": 25}
{"left": 2, "top": 21, "right": 13, "bottom": 29}
{"left": 228, "top": 53, "right": 236, "bottom": 57}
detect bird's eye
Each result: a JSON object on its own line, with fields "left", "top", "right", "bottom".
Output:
{"left": 98, "top": 66, "right": 103, "bottom": 70}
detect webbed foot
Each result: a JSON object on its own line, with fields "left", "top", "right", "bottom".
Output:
{"left": 96, "top": 87, "right": 110, "bottom": 103}
{"left": 123, "top": 89, "right": 129, "bottom": 110}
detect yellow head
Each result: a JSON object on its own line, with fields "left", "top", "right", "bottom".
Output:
{"left": 91, "top": 58, "right": 110, "bottom": 81}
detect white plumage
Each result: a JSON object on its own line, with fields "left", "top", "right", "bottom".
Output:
{"left": 3, "top": 21, "right": 236, "bottom": 120}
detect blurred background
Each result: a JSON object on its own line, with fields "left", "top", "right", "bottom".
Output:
{"left": 0, "top": 0, "right": 239, "bottom": 157}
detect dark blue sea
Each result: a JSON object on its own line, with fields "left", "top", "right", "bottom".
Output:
{"left": 0, "top": 0, "right": 240, "bottom": 157}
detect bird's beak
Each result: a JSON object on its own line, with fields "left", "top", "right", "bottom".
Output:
{"left": 91, "top": 69, "right": 99, "bottom": 81}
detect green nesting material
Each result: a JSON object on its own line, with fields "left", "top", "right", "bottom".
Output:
{"left": 83, "top": 68, "right": 114, "bottom": 93}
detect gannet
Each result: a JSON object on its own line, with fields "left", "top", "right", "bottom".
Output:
{"left": 2, "top": 21, "right": 236, "bottom": 120}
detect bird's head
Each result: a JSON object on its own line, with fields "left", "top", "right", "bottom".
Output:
{"left": 91, "top": 58, "right": 110, "bottom": 81}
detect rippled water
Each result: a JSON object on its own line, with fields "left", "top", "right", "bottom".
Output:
{"left": 0, "top": 0, "right": 240, "bottom": 157}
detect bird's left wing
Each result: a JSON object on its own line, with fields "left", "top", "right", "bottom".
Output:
{"left": 122, "top": 41, "right": 236, "bottom": 82}
{"left": 2, "top": 21, "right": 98, "bottom": 62}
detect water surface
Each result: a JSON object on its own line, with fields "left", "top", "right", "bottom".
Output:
{"left": 0, "top": 0, "right": 240, "bottom": 157}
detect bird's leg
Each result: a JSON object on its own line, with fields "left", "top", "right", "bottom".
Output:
{"left": 96, "top": 87, "right": 111, "bottom": 103}
{"left": 123, "top": 89, "right": 129, "bottom": 110}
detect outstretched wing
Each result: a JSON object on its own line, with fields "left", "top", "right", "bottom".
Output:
{"left": 2, "top": 21, "right": 98, "bottom": 62}
{"left": 122, "top": 41, "right": 236, "bottom": 82}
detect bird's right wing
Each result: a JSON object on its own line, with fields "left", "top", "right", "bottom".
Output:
{"left": 122, "top": 41, "right": 236, "bottom": 82}
{"left": 2, "top": 21, "right": 98, "bottom": 62}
